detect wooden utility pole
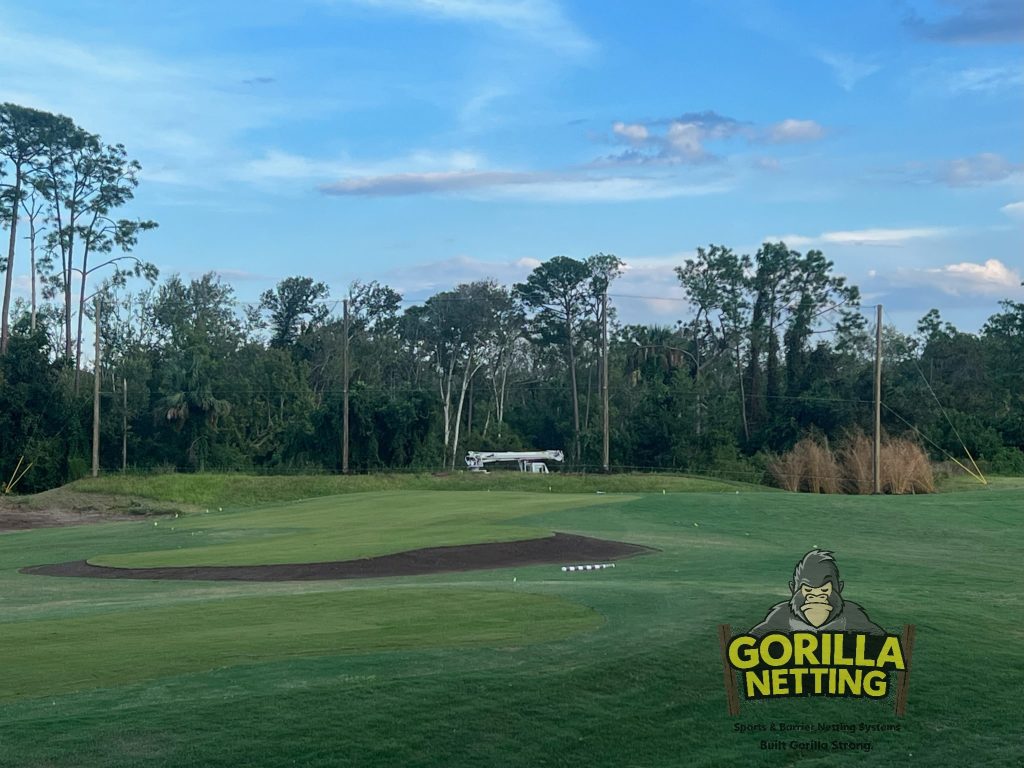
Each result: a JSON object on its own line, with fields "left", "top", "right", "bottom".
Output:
{"left": 602, "top": 290, "right": 610, "bottom": 473}
{"left": 717, "top": 624, "right": 740, "bottom": 717}
{"left": 873, "top": 303, "right": 883, "bottom": 494}
{"left": 122, "top": 376, "right": 128, "bottom": 472}
{"left": 342, "top": 298, "right": 350, "bottom": 474}
{"left": 92, "top": 297, "right": 101, "bottom": 478}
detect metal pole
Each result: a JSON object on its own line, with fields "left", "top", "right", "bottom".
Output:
{"left": 92, "top": 297, "right": 101, "bottom": 478}
{"left": 122, "top": 376, "right": 127, "bottom": 472}
{"left": 602, "top": 290, "right": 610, "bottom": 472}
{"left": 874, "top": 304, "right": 883, "bottom": 494}
{"left": 342, "top": 298, "right": 350, "bottom": 474}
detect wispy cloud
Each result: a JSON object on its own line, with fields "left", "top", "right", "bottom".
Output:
{"left": 189, "top": 269, "right": 276, "bottom": 283}
{"left": 598, "top": 111, "right": 824, "bottom": 167}
{"left": 886, "top": 259, "right": 1023, "bottom": 298}
{"left": 0, "top": 23, "right": 325, "bottom": 191}
{"left": 1001, "top": 201, "right": 1024, "bottom": 220}
{"left": 238, "top": 149, "right": 483, "bottom": 184}
{"left": 905, "top": 0, "right": 1024, "bottom": 45}
{"left": 390, "top": 252, "right": 694, "bottom": 322}
{"left": 883, "top": 153, "right": 1024, "bottom": 187}
{"left": 336, "top": 0, "right": 594, "bottom": 55}
{"left": 599, "top": 111, "right": 748, "bottom": 166}
{"left": 384, "top": 254, "right": 542, "bottom": 297}
{"left": 815, "top": 51, "right": 881, "bottom": 90}
{"left": 943, "top": 153, "right": 1024, "bottom": 186}
{"left": 321, "top": 169, "right": 731, "bottom": 201}
{"left": 768, "top": 119, "right": 826, "bottom": 143}
{"left": 947, "top": 65, "right": 1024, "bottom": 93}
{"left": 766, "top": 227, "right": 951, "bottom": 248}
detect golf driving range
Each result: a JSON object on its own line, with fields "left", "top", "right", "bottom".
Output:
{"left": 0, "top": 475, "right": 1021, "bottom": 767}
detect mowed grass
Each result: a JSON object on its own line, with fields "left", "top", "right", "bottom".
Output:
{"left": 0, "top": 478, "right": 1021, "bottom": 767}
{"left": 65, "top": 470, "right": 756, "bottom": 508}
{"left": 2, "top": 589, "right": 600, "bottom": 702}
{"left": 89, "top": 491, "right": 629, "bottom": 567}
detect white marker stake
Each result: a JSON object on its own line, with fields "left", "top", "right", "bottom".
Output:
{"left": 561, "top": 563, "right": 615, "bottom": 573}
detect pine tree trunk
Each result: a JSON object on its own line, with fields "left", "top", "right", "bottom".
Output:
{"left": 566, "top": 313, "right": 581, "bottom": 465}
{"left": 1, "top": 172, "right": 20, "bottom": 354}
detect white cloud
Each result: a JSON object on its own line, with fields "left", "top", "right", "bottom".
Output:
{"left": 321, "top": 169, "right": 731, "bottom": 201}
{"left": 752, "top": 157, "right": 783, "bottom": 173}
{"left": 1001, "top": 201, "right": 1024, "bottom": 219}
{"left": 337, "top": 0, "right": 594, "bottom": 55}
{"left": 947, "top": 66, "right": 1024, "bottom": 94}
{"left": 943, "top": 153, "right": 1023, "bottom": 187}
{"left": 599, "top": 111, "right": 749, "bottom": 166}
{"left": 612, "top": 121, "right": 649, "bottom": 142}
{"left": 382, "top": 251, "right": 695, "bottom": 323}
{"left": 614, "top": 255, "right": 693, "bottom": 320}
{"left": 0, "top": 24, "right": 325, "bottom": 191}
{"left": 820, "top": 228, "right": 950, "bottom": 246}
{"left": 384, "top": 254, "right": 542, "bottom": 296}
{"left": 815, "top": 51, "right": 881, "bottom": 91}
{"left": 905, "top": 0, "right": 1024, "bottom": 45}
{"left": 890, "top": 259, "right": 1023, "bottom": 298}
{"left": 602, "top": 112, "right": 826, "bottom": 166}
{"left": 189, "top": 269, "right": 275, "bottom": 283}
{"left": 665, "top": 122, "right": 705, "bottom": 159}
{"left": 766, "top": 228, "right": 951, "bottom": 248}
{"left": 768, "top": 119, "right": 826, "bottom": 143}
{"left": 239, "top": 148, "right": 484, "bottom": 184}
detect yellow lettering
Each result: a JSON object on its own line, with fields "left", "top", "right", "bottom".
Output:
{"left": 793, "top": 633, "right": 819, "bottom": 666}
{"left": 876, "top": 637, "right": 906, "bottom": 670}
{"left": 810, "top": 667, "right": 830, "bottom": 693}
{"left": 761, "top": 634, "right": 792, "bottom": 667}
{"left": 790, "top": 667, "right": 808, "bottom": 694}
{"left": 771, "top": 668, "right": 790, "bottom": 695}
{"left": 745, "top": 670, "right": 771, "bottom": 697}
{"left": 820, "top": 633, "right": 832, "bottom": 664}
{"left": 838, "top": 668, "right": 862, "bottom": 695}
{"left": 728, "top": 636, "right": 759, "bottom": 669}
{"left": 854, "top": 634, "right": 875, "bottom": 667}
{"left": 833, "top": 634, "right": 854, "bottom": 666}
{"left": 863, "top": 670, "right": 888, "bottom": 697}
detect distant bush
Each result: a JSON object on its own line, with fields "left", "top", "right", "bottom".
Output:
{"left": 767, "top": 437, "right": 840, "bottom": 494}
{"left": 837, "top": 431, "right": 874, "bottom": 495}
{"left": 980, "top": 447, "right": 1024, "bottom": 476}
{"left": 769, "top": 431, "right": 933, "bottom": 494}
{"left": 880, "top": 438, "right": 934, "bottom": 494}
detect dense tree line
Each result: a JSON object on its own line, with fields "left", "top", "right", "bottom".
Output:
{"left": 2, "top": 103, "right": 1022, "bottom": 491}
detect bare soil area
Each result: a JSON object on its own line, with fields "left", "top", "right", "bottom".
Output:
{"left": 0, "top": 490, "right": 192, "bottom": 533}
{"left": 22, "top": 533, "right": 656, "bottom": 581}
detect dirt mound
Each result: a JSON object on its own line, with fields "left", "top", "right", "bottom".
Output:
{"left": 22, "top": 533, "right": 655, "bottom": 582}
{"left": 1, "top": 491, "right": 189, "bottom": 533}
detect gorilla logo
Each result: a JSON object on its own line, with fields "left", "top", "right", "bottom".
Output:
{"left": 750, "top": 550, "right": 885, "bottom": 637}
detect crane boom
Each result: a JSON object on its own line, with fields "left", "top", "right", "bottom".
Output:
{"left": 465, "top": 450, "right": 564, "bottom": 472}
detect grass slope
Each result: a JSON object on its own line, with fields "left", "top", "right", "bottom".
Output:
{"left": 0, "top": 482, "right": 1021, "bottom": 767}
{"left": 90, "top": 491, "right": 629, "bottom": 567}
{"left": 63, "top": 471, "right": 757, "bottom": 508}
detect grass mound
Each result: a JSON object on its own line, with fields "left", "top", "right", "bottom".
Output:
{"left": 60, "top": 471, "right": 759, "bottom": 509}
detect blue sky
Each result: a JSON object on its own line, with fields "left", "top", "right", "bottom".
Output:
{"left": 2, "top": 0, "right": 1022, "bottom": 332}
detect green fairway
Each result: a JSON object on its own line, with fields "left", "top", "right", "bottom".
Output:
{"left": 89, "top": 491, "right": 631, "bottom": 568}
{"left": 1, "top": 480, "right": 1021, "bottom": 767}
{"left": 1, "top": 589, "right": 601, "bottom": 702}
{"left": 63, "top": 470, "right": 755, "bottom": 507}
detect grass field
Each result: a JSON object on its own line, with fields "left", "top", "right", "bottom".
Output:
{"left": 1, "top": 474, "right": 1021, "bottom": 767}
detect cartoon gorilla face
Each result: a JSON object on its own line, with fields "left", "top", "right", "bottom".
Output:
{"left": 787, "top": 550, "right": 845, "bottom": 628}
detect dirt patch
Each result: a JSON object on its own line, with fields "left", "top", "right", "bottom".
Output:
{"left": 0, "top": 492, "right": 191, "bottom": 533}
{"left": 21, "top": 533, "right": 656, "bottom": 582}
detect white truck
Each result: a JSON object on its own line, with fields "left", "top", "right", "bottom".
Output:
{"left": 465, "top": 450, "right": 564, "bottom": 473}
